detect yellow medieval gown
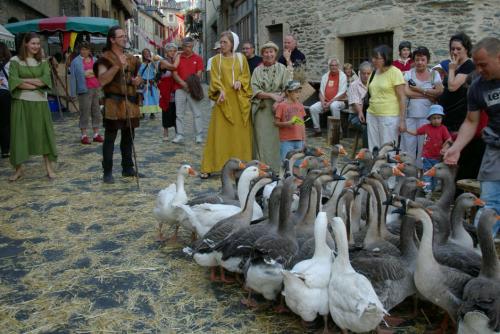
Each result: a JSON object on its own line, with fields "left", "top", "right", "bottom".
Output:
{"left": 201, "top": 54, "right": 253, "bottom": 173}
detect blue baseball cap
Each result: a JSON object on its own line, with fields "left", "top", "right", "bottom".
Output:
{"left": 427, "top": 105, "right": 445, "bottom": 120}
{"left": 439, "top": 59, "right": 450, "bottom": 73}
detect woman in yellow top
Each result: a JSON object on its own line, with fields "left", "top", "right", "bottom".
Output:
{"left": 200, "top": 31, "right": 252, "bottom": 179}
{"left": 366, "top": 45, "right": 406, "bottom": 150}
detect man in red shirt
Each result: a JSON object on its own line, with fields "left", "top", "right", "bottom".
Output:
{"left": 309, "top": 58, "right": 347, "bottom": 136}
{"left": 172, "top": 37, "right": 204, "bottom": 144}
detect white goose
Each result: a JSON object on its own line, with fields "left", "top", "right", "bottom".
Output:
{"left": 329, "top": 216, "right": 387, "bottom": 333}
{"left": 153, "top": 164, "right": 196, "bottom": 242}
{"left": 178, "top": 166, "right": 265, "bottom": 237}
{"left": 281, "top": 212, "right": 332, "bottom": 332}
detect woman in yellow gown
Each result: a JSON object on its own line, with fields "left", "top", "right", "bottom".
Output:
{"left": 200, "top": 31, "right": 252, "bottom": 178}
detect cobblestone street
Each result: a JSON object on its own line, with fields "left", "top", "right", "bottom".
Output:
{"left": 0, "top": 101, "right": 446, "bottom": 333}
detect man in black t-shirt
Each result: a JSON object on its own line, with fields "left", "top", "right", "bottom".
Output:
{"left": 444, "top": 37, "right": 500, "bottom": 236}
{"left": 278, "top": 34, "right": 306, "bottom": 69}
{"left": 241, "top": 41, "right": 262, "bottom": 75}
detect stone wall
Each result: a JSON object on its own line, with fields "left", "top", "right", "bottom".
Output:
{"left": 256, "top": 0, "right": 500, "bottom": 82}
{"left": 0, "top": 0, "right": 60, "bottom": 24}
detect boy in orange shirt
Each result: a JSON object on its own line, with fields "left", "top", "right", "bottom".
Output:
{"left": 274, "top": 80, "right": 307, "bottom": 161}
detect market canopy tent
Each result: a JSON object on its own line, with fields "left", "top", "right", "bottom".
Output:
{"left": 5, "top": 16, "right": 119, "bottom": 35}
{"left": 0, "top": 24, "right": 15, "bottom": 50}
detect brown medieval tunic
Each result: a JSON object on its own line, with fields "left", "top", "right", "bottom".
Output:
{"left": 94, "top": 50, "right": 141, "bottom": 129}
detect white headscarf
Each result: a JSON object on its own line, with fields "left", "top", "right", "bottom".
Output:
{"left": 218, "top": 31, "right": 241, "bottom": 86}
{"left": 230, "top": 31, "right": 239, "bottom": 53}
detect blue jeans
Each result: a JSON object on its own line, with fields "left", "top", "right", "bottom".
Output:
{"left": 422, "top": 157, "right": 440, "bottom": 192}
{"left": 474, "top": 180, "right": 500, "bottom": 237}
{"left": 280, "top": 140, "right": 304, "bottom": 162}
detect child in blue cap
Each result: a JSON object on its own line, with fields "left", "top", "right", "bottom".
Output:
{"left": 404, "top": 104, "right": 453, "bottom": 194}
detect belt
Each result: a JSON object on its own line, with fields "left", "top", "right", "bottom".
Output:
{"left": 104, "top": 93, "right": 137, "bottom": 103}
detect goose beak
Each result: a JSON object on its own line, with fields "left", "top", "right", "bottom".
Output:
{"left": 355, "top": 150, "right": 365, "bottom": 160}
{"left": 258, "top": 169, "right": 268, "bottom": 177}
{"left": 339, "top": 146, "right": 347, "bottom": 156}
{"left": 473, "top": 198, "right": 485, "bottom": 207}
{"left": 315, "top": 147, "right": 325, "bottom": 156}
{"left": 322, "top": 159, "right": 330, "bottom": 167}
{"left": 299, "top": 159, "right": 308, "bottom": 169}
{"left": 238, "top": 161, "right": 246, "bottom": 169}
{"left": 344, "top": 179, "right": 353, "bottom": 188}
{"left": 416, "top": 180, "right": 427, "bottom": 188}
{"left": 424, "top": 167, "right": 436, "bottom": 177}
{"left": 426, "top": 208, "right": 433, "bottom": 216}
{"left": 496, "top": 215, "right": 500, "bottom": 220}
{"left": 258, "top": 162, "right": 270, "bottom": 170}
{"left": 394, "top": 154, "right": 402, "bottom": 162}
{"left": 392, "top": 167, "right": 405, "bottom": 177}
{"left": 188, "top": 167, "right": 197, "bottom": 176}
{"left": 396, "top": 163, "right": 405, "bottom": 171}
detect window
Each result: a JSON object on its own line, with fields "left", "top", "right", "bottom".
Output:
{"left": 169, "top": 14, "right": 174, "bottom": 23}
{"left": 231, "top": 0, "right": 254, "bottom": 45}
{"left": 344, "top": 32, "right": 393, "bottom": 71}
{"left": 91, "top": 1, "right": 99, "bottom": 17}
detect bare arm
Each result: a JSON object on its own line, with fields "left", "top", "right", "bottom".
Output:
{"left": 443, "top": 110, "right": 480, "bottom": 164}
{"left": 396, "top": 84, "right": 407, "bottom": 131}
{"left": 256, "top": 92, "right": 284, "bottom": 102}
{"left": 172, "top": 71, "right": 187, "bottom": 90}
{"left": 97, "top": 64, "right": 121, "bottom": 87}
{"left": 24, "top": 78, "right": 45, "bottom": 87}
{"left": 446, "top": 70, "right": 468, "bottom": 92}
{"left": 18, "top": 82, "right": 38, "bottom": 89}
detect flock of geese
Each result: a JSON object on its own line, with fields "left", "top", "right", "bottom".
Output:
{"left": 153, "top": 143, "right": 500, "bottom": 334}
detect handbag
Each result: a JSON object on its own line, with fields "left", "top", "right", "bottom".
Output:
{"left": 362, "top": 71, "right": 376, "bottom": 117}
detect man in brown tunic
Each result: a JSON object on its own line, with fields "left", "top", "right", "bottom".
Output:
{"left": 94, "top": 26, "right": 142, "bottom": 183}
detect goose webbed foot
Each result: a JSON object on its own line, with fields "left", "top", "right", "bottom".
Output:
{"left": 241, "top": 289, "right": 259, "bottom": 309}
{"left": 219, "top": 266, "right": 235, "bottom": 284}
{"left": 209, "top": 267, "right": 220, "bottom": 282}
{"left": 273, "top": 295, "right": 289, "bottom": 313}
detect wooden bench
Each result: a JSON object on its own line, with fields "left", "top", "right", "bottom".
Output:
{"left": 456, "top": 179, "right": 481, "bottom": 195}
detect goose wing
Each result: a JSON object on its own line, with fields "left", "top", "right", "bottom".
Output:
{"left": 460, "top": 277, "right": 500, "bottom": 331}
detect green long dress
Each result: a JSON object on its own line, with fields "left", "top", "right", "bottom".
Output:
{"left": 251, "top": 62, "right": 292, "bottom": 171}
{"left": 8, "top": 56, "right": 57, "bottom": 167}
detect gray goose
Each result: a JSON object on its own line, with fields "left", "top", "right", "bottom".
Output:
{"left": 404, "top": 199, "right": 472, "bottom": 324}
{"left": 458, "top": 209, "right": 500, "bottom": 333}
{"left": 243, "top": 176, "right": 299, "bottom": 304}
{"left": 216, "top": 184, "right": 282, "bottom": 274}
{"left": 449, "top": 193, "right": 484, "bottom": 250}
{"left": 187, "top": 176, "right": 272, "bottom": 282}
{"left": 187, "top": 158, "right": 246, "bottom": 206}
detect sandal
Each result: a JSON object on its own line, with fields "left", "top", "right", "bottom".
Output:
{"left": 200, "top": 173, "right": 210, "bottom": 180}
{"left": 8, "top": 172, "right": 24, "bottom": 182}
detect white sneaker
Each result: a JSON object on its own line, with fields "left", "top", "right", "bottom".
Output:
{"left": 172, "top": 135, "right": 184, "bottom": 143}
{"left": 195, "top": 135, "right": 203, "bottom": 144}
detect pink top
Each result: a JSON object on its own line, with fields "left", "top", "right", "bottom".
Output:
{"left": 83, "top": 57, "right": 100, "bottom": 89}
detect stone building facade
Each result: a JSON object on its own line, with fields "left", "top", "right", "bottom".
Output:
{"left": 0, "top": 0, "right": 60, "bottom": 24}
{"left": 256, "top": 0, "right": 500, "bottom": 82}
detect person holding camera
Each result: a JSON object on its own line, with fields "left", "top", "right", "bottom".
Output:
{"left": 401, "top": 46, "right": 443, "bottom": 168}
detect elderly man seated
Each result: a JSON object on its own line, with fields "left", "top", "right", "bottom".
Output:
{"left": 309, "top": 58, "right": 347, "bottom": 136}
{"left": 348, "top": 61, "right": 373, "bottom": 148}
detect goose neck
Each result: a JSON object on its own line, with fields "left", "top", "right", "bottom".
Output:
{"left": 176, "top": 173, "right": 185, "bottom": 193}
{"left": 414, "top": 209, "right": 436, "bottom": 262}
{"left": 436, "top": 173, "right": 455, "bottom": 209}
{"left": 477, "top": 215, "right": 500, "bottom": 279}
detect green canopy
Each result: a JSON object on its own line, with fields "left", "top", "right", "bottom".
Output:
{"left": 5, "top": 16, "right": 119, "bottom": 35}
{"left": 0, "top": 24, "right": 15, "bottom": 50}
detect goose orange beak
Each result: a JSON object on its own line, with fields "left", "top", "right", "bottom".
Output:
{"left": 426, "top": 208, "right": 433, "bottom": 215}
{"left": 416, "top": 180, "right": 426, "bottom": 188}
{"left": 424, "top": 167, "right": 436, "bottom": 177}
{"left": 258, "top": 162, "right": 270, "bottom": 170}
{"left": 392, "top": 167, "right": 405, "bottom": 177}
{"left": 344, "top": 179, "right": 353, "bottom": 188}
{"left": 299, "top": 159, "right": 308, "bottom": 169}
{"left": 473, "top": 198, "right": 485, "bottom": 207}
{"left": 238, "top": 161, "right": 246, "bottom": 169}
{"left": 396, "top": 163, "right": 405, "bottom": 171}
{"left": 394, "top": 154, "right": 402, "bottom": 162}
{"left": 339, "top": 146, "right": 347, "bottom": 156}
{"left": 355, "top": 150, "right": 365, "bottom": 160}
{"left": 315, "top": 148, "right": 324, "bottom": 156}
{"left": 258, "top": 169, "right": 267, "bottom": 177}
{"left": 188, "top": 167, "right": 197, "bottom": 176}
{"left": 322, "top": 159, "right": 330, "bottom": 167}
